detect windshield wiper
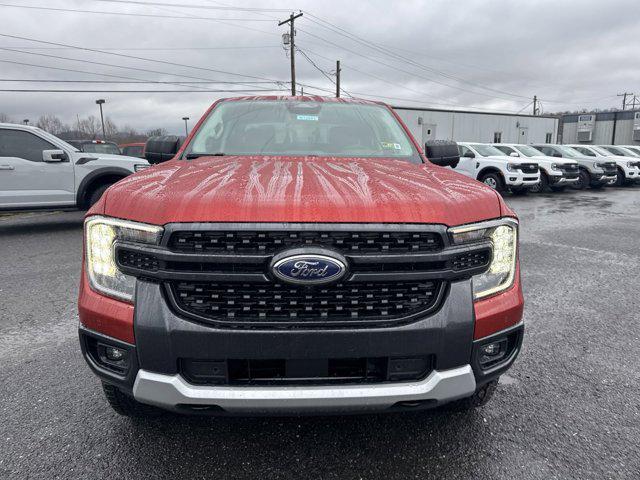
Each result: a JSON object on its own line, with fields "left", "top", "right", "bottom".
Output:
{"left": 185, "top": 152, "right": 225, "bottom": 159}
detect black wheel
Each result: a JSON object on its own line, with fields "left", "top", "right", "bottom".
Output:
{"left": 550, "top": 185, "right": 566, "bottom": 192}
{"left": 614, "top": 169, "right": 626, "bottom": 187}
{"left": 530, "top": 172, "right": 549, "bottom": 193}
{"left": 102, "top": 383, "right": 163, "bottom": 418}
{"left": 574, "top": 169, "right": 590, "bottom": 190}
{"left": 511, "top": 187, "right": 529, "bottom": 196}
{"left": 479, "top": 173, "right": 504, "bottom": 192}
{"left": 88, "top": 184, "right": 110, "bottom": 207}
{"left": 448, "top": 379, "right": 498, "bottom": 411}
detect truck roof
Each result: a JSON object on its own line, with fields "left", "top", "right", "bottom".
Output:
{"left": 218, "top": 95, "right": 385, "bottom": 106}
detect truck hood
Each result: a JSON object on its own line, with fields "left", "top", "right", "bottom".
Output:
{"left": 485, "top": 155, "right": 539, "bottom": 164}
{"left": 101, "top": 156, "right": 504, "bottom": 226}
{"left": 77, "top": 153, "right": 149, "bottom": 164}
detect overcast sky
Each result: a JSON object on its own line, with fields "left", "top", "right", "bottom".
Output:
{"left": 1, "top": 0, "right": 639, "bottom": 134}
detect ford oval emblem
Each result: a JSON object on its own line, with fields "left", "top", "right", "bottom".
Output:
{"left": 272, "top": 253, "right": 347, "bottom": 285}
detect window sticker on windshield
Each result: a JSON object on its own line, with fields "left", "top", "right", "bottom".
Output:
{"left": 296, "top": 114, "right": 319, "bottom": 121}
{"left": 381, "top": 142, "right": 402, "bottom": 150}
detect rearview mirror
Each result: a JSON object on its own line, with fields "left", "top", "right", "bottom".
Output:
{"left": 509, "top": 152, "right": 520, "bottom": 157}
{"left": 144, "top": 135, "right": 185, "bottom": 164}
{"left": 424, "top": 140, "right": 460, "bottom": 168}
{"left": 42, "top": 149, "right": 66, "bottom": 162}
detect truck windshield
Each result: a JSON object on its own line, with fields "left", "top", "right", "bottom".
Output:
{"left": 82, "top": 143, "right": 121, "bottom": 155}
{"left": 601, "top": 146, "right": 635, "bottom": 157}
{"left": 591, "top": 146, "right": 614, "bottom": 156}
{"left": 514, "top": 145, "right": 545, "bottom": 157}
{"left": 468, "top": 144, "right": 505, "bottom": 157}
{"left": 554, "top": 146, "right": 584, "bottom": 158}
{"left": 184, "top": 100, "right": 420, "bottom": 162}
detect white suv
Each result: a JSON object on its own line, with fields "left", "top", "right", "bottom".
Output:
{"left": 0, "top": 123, "right": 149, "bottom": 211}
{"left": 455, "top": 142, "right": 540, "bottom": 194}
{"left": 491, "top": 144, "right": 579, "bottom": 193}
{"left": 567, "top": 144, "right": 640, "bottom": 186}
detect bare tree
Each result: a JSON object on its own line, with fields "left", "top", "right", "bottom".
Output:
{"left": 104, "top": 116, "right": 119, "bottom": 138}
{"left": 0, "top": 112, "right": 13, "bottom": 123}
{"left": 146, "top": 127, "right": 168, "bottom": 137}
{"left": 36, "top": 114, "right": 69, "bottom": 135}
{"left": 78, "top": 115, "right": 100, "bottom": 139}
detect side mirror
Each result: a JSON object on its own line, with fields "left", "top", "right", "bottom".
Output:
{"left": 509, "top": 152, "right": 520, "bottom": 157}
{"left": 144, "top": 135, "right": 186, "bottom": 164}
{"left": 553, "top": 152, "right": 563, "bottom": 158}
{"left": 42, "top": 149, "right": 66, "bottom": 162}
{"left": 424, "top": 140, "right": 460, "bottom": 168}
{"left": 463, "top": 151, "right": 475, "bottom": 158}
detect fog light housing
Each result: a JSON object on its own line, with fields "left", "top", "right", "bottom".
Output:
{"left": 479, "top": 339, "right": 508, "bottom": 366}
{"left": 105, "top": 346, "right": 126, "bottom": 362}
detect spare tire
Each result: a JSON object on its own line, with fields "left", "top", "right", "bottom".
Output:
{"left": 144, "top": 135, "right": 185, "bottom": 164}
{"left": 424, "top": 140, "right": 460, "bottom": 168}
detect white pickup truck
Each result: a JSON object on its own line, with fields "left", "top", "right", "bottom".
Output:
{"left": 455, "top": 142, "right": 540, "bottom": 194}
{"left": 491, "top": 143, "right": 579, "bottom": 193}
{"left": 567, "top": 144, "right": 640, "bottom": 187}
{"left": 0, "top": 123, "right": 148, "bottom": 211}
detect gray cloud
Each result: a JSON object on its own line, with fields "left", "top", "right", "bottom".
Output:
{"left": 0, "top": 0, "right": 639, "bottom": 134}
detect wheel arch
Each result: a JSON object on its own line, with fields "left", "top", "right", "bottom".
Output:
{"left": 76, "top": 167, "right": 132, "bottom": 208}
{"left": 476, "top": 167, "right": 505, "bottom": 182}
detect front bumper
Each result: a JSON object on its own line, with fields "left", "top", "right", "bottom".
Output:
{"left": 505, "top": 172, "right": 540, "bottom": 187}
{"left": 80, "top": 277, "right": 524, "bottom": 415}
{"left": 133, "top": 365, "right": 476, "bottom": 414}
{"left": 549, "top": 173, "right": 579, "bottom": 185}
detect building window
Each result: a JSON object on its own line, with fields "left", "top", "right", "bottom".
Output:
{"left": 493, "top": 132, "right": 502, "bottom": 143}
{"left": 545, "top": 133, "right": 553, "bottom": 143}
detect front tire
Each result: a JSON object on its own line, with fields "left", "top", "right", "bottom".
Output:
{"left": 479, "top": 173, "right": 504, "bottom": 192}
{"left": 530, "top": 172, "right": 549, "bottom": 193}
{"left": 448, "top": 379, "right": 498, "bottom": 410}
{"left": 574, "top": 169, "right": 590, "bottom": 190}
{"left": 614, "top": 169, "right": 626, "bottom": 187}
{"left": 88, "top": 184, "right": 110, "bottom": 207}
{"left": 102, "top": 383, "right": 163, "bottom": 418}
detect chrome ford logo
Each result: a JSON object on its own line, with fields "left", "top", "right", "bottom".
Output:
{"left": 272, "top": 253, "right": 347, "bottom": 285}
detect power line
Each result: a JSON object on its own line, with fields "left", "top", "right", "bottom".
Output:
{"left": 295, "top": 46, "right": 351, "bottom": 98}
{"left": 0, "top": 46, "right": 281, "bottom": 51}
{"left": 0, "top": 3, "right": 275, "bottom": 21}
{"left": 0, "top": 33, "right": 286, "bottom": 84}
{"left": 300, "top": 13, "right": 533, "bottom": 102}
{"left": 0, "top": 79, "right": 278, "bottom": 84}
{"left": 0, "top": 89, "right": 285, "bottom": 93}
{"left": 90, "top": 0, "right": 290, "bottom": 12}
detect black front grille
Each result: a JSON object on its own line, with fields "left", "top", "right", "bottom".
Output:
{"left": 168, "top": 230, "right": 443, "bottom": 255}
{"left": 558, "top": 164, "right": 579, "bottom": 173}
{"left": 517, "top": 163, "right": 539, "bottom": 174}
{"left": 603, "top": 163, "right": 617, "bottom": 175}
{"left": 452, "top": 250, "right": 491, "bottom": 271}
{"left": 117, "top": 249, "right": 159, "bottom": 272}
{"left": 180, "top": 356, "right": 433, "bottom": 385}
{"left": 168, "top": 280, "right": 443, "bottom": 328}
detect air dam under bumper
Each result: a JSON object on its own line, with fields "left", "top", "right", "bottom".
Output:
{"left": 132, "top": 365, "right": 476, "bottom": 414}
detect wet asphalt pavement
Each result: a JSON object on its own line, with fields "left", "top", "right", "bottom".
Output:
{"left": 1, "top": 186, "right": 639, "bottom": 480}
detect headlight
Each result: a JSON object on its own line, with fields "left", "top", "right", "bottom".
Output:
{"left": 449, "top": 219, "right": 518, "bottom": 300}
{"left": 85, "top": 216, "right": 163, "bottom": 301}
{"left": 595, "top": 162, "right": 606, "bottom": 168}
{"left": 134, "top": 163, "right": 150, "bottom": 172}
{"left": 551, "top": 163, "right": 559, "bottom": 170}
{"left": 506, "top": 163, "right": 518, "bottom": 172}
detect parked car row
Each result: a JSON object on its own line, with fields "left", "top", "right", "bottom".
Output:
{"left": 449, "top": 142, "right": 640, "bottom": 194}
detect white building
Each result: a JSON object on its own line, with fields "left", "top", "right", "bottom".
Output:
{"left": 393, "top": 106, "right": 559, "bottom": 147}
{"left": 559, "top": 110, "right": 640, "bottom": 145}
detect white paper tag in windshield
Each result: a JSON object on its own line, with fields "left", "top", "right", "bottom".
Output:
{"left": 296, "top": 114, "right": 319, "bottom": 121}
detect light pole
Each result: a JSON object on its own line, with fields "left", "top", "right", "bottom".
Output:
{"left": 182, "top": 117, "right": 189, "bottom": 136}
{"left": 23, "top": 119, "right": 29, "bottom": 125}
{"left": 95, "top": 99, "right": 106, "bottom": 139}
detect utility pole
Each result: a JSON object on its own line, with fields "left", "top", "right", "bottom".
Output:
{"left": 532, "top": 95, "right": 538, "bottom": 115}
{"left": 95, "top": 99, "right": 106, "bottom": 139}
{"left": 618, "top": 92, "right": 633, "bottom": 110}
{"left": 278, "top": 12, "right": 303, "bottom": 96}
{"left": 336, "top": 60, "right": 341, "bottom": 98}
{"left": 182, "top": 117, "right": 189, "bottom": 136}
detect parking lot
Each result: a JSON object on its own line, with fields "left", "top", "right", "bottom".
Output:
{"left": 0, "top": 185, "right": 637, "bottom": 479}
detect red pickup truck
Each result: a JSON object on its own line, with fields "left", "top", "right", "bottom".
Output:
{"left": 78, "top": 96, "right": 524, "bottom": 416}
